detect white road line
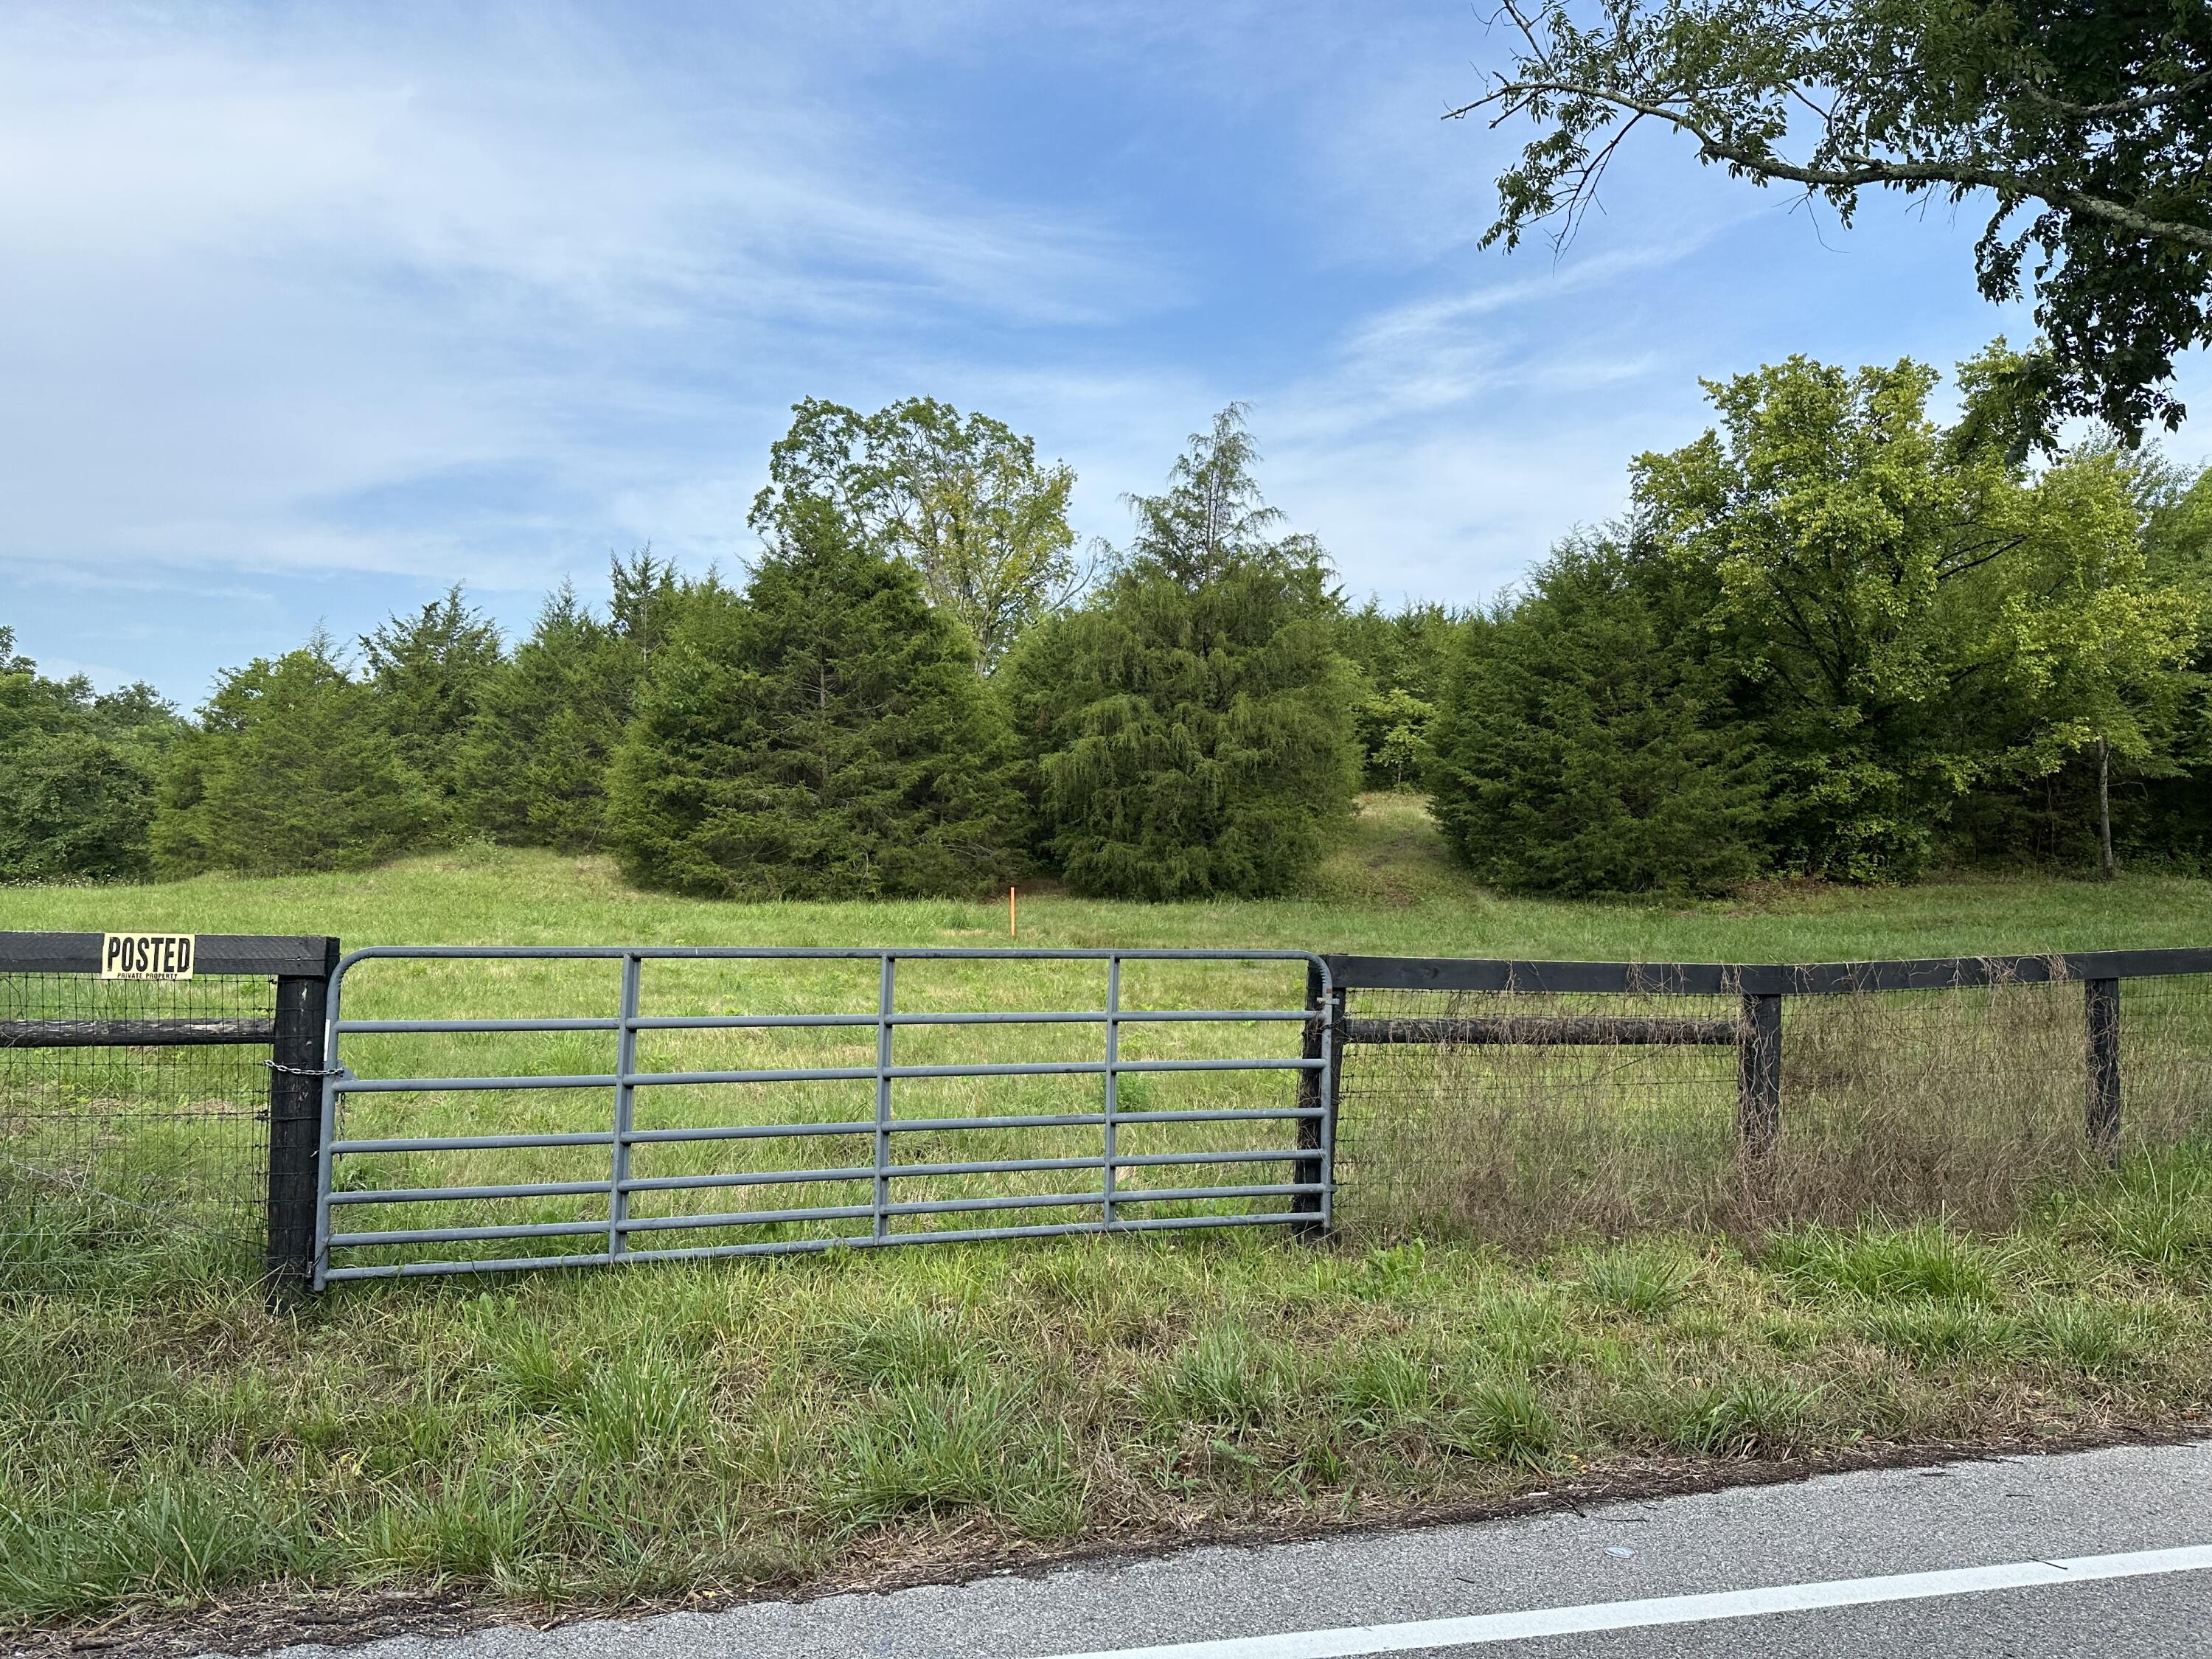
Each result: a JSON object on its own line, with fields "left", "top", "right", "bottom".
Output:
{"left": 1030, "top": 1543, "right": 2212, "bottom": 1659}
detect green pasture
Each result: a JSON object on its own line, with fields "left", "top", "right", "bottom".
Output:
{"left": 2, "top": 796, "right": 2210, "bottom": 1629}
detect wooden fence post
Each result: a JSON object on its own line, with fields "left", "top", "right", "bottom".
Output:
{"left": 265, "top": 937, "right": 341, "bottom": 1298}
{"left": 1737, "top": 992, "right": 1783, "bottom": 1166}
{"left": 2085, "top": 977, "right": 2122, "bottom": 1157}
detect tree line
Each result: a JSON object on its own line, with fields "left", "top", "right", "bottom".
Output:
{"left": 6, "top": 349, "right": 2209, "bottom": 900}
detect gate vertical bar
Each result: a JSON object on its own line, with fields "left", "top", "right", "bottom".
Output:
{"left": 1293, "top": 960, "right": 1325, "bottom": 1240}
{"left": 1321, "top": 973, "right": 1341, "bottom": 1236}
{"left": 2085, "top": 977, "right": 2122, "bottom": 1157}
{"left": 609, "top": 952, "right": 642, "bottom": 1259}
{"left": 267, "top": 936, "right": 340, "bottom": 1297}
{"left": 874, "top": 953, "right": 895, "bottom": 1240}
{"left": 1102, "top": 954, "right": 1121, "bottom": 1226}
{"left": 312, "top": 947, "right": 344, "bottom": 1294}
{"left": 1738, "top": 991, "right": 1783, "bottom": 1166}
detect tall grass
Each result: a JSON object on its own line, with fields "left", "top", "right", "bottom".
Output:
{"left": 5, "top": 1184, "right": 2210, "bottom": 1627}
{"left": 3, "top": 799, "right": 2210, "bottom": 1626}
{"left": 1335, "top": 970, "right": 2212, "bottom": 1246}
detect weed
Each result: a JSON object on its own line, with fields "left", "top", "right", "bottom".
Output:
{"left": 1436, "top": 1380, "right": 1559, "bottom": 1467}
{"left": 1574, "top": 1245, "right": 1697, "bottom": 1317}
{"left": 2072, "top": 1157, "right": 2212, "bottom": 1283}
{"left": 1858, "top": 1304, "right": 2020, "bottom": 1366}
{"left": 1765, "top": 1220, "right": 2003, "bottom": 1303}
{"left": 822, "top": 1303, "right": 975, "bottom": 1390}
{"left": 1328, "top": 1347, "right": 1437, "bottom": 1432}
{"left": 832, "top": 1382, "right": 1067, "bottom": 1528}
{"left": 1141, "top": 1322, "right": 1288, "bottom": 1430}
{"left": 2023, "top": 1299, "right": 2156, "bottom": 1377}
{"left": 1665, "top": 1378, "right": 1821, "bottom": 1458}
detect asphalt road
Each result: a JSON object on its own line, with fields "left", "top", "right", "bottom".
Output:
{"left": 228, "top": 1441, "right": 2212, "bottom": 1659}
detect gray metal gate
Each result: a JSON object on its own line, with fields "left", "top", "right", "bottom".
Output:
{"left": 313, "top": 947, "right": 1335, "bottom": 1287}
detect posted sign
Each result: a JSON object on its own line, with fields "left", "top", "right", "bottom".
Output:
{"left": 101, "top": 933, "right": 197, "bottom": 979}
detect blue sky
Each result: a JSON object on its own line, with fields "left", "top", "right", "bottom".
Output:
{"left": 4, "top": 1, "right": 2206, "bottom": 706}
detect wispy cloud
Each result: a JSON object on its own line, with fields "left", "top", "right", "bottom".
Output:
{"left": 3, "top": 0, "right": 2197, "bottom": 699}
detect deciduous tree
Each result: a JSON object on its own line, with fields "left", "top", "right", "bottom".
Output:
{"left": 751, "top": 397, "right": 1083, "bottom": 670}
{"left": 1460, "top": 0, "right": 2212, "bottom": 435}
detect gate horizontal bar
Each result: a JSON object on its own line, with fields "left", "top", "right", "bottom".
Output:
{"left": 323, "top": 1139, "right": 1322, "bottom": 1209}
{"left": 629, "top": 1057, "right": 1318, "bottom": 1086}
{"left": 336, "top": 1009, "right": 1310, "bottom": 1034}
{"left": 618, "top": 1147, "right": 1305, "bottom": 1193}
{"left": 331, "top": 1130, "right": 616, "bottom": 1153}
{"left": 321, "top": 1210, "right": 1308, "bottom": 1280}
{"left": 1341, "top": 1015, "right": 1738, "bottom": 1046}
{"left": 332, "top": 1107, "right": 1317, "bottom": 1158}
{"left": 327, "top": 1179, "right": 611, "bottom": 1205}
{"left": 328, "top": 1219, "right": 611, "bottom": 1247}
{"left": 333, "top": 1056, "right": 1318, "bottom": 1093}
{"left": 330, "top": 1181, "right": 1324, "bottom": 1248}
{"left": 622, "top": 1106, "right": 1321, "bottom": 1141}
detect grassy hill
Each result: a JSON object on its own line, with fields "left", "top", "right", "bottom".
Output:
{"left": 6, "top": 793, "right": 2205, "bottom": 962}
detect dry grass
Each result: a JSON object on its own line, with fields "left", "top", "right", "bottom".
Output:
{"left": 1334, "top": 969, "right": 2212, "bottom": 1248}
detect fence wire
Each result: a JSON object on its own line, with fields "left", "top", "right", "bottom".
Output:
{"left": 0, "top": 972, "right": 274, "bottom": 1276}
{"left": 1335, "top": 970, "right": 2212, "bottom": 1246}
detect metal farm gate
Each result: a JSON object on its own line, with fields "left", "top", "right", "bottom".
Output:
{"left": 313, "top": 947, "right": 1337, "bottom": 1286}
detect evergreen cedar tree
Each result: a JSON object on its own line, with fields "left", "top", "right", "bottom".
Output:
{"left": 152, "top": 641, "right": 444, "bottom": 877}
{"left": 1430, "top": 536, "right": 1767, "bottom": 898}
{"left": 457, "top": 554, "right": 686, "bottom": 852}
{"left": 1004, "top": 554, "right": 1359, "bottom": 900}
{"left": 605, "top": 501, "right": 1028, "bottom": 900}
{"left": 358, "top": 586, "right": 504, "bottom": 813}
{"left": 1001, "top": 402, "right": 1361, "bottom": 901}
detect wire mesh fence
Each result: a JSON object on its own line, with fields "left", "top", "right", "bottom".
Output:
{"left": 1332, "top": 961, "right": 2212, "bottom": 1248}
{"left": 0, "top": 970, "right": 275, "bottom": 1275}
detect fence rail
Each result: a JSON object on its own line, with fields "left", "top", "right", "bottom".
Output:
{"left": 1325, "top": 948, "right": 2212, "bottom": 996}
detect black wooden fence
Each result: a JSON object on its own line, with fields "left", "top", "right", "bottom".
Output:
{"left": 1318, "top": 949, "right": 2212, "bottom": 1226}
{"left": 0, "top": 931, "right": 338, "bottom": 1290}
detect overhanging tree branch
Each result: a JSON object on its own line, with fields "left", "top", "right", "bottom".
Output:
{"left": 1447, "top": 81, "right": 2212, "bottom": 254}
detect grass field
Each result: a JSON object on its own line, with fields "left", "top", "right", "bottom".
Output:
{"left": 3, "top": 797, "right": 2211, "bottom": 1634}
